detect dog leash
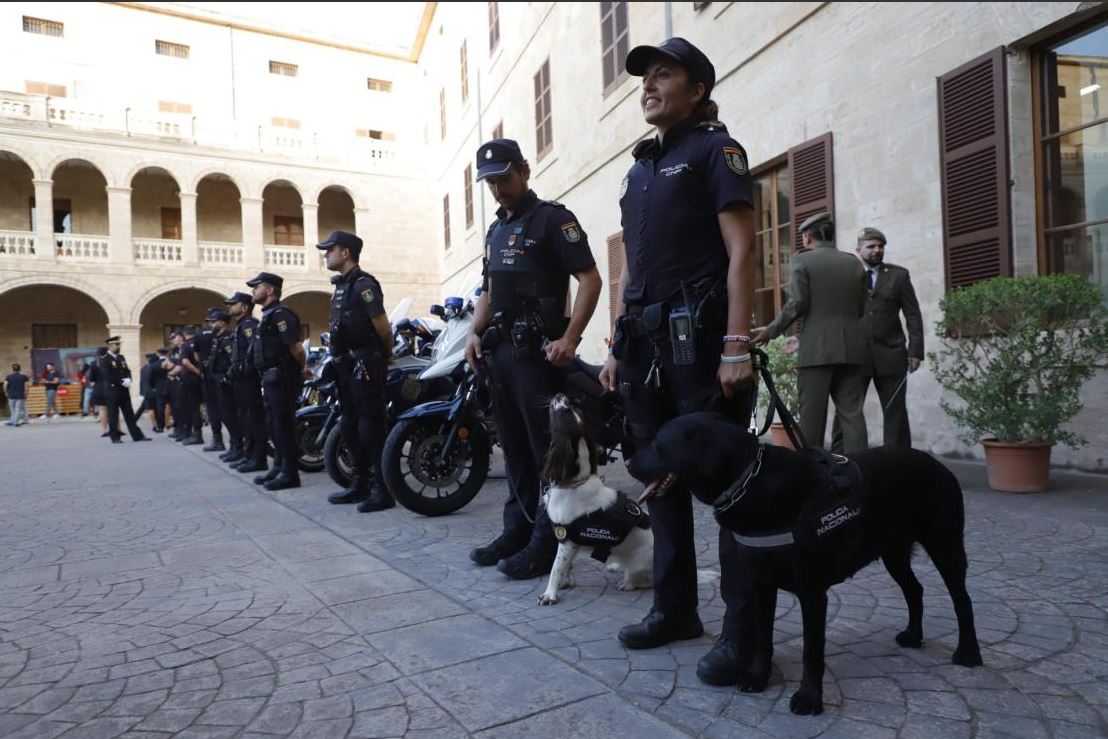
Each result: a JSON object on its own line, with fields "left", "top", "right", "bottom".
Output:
{"left": 753, "top": 348, "right": 808, "bottom": 451}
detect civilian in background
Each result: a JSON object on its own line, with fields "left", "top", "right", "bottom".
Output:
{"left": 4, "top": 364, "right": 30, "bottom": 427}
{"left": 40, "top": 362, "right": 62, "bottom": 420}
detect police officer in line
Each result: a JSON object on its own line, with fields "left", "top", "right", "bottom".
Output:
{"left": 319, "top": 230, "right": 397, "bottom": 513}
{"left": 101, "top": 336, "right": 152, "bottom": 444}
{"left": 198, "top": 309, "right": 227, "bottom": 452}
{"left": 204, "top": 308, "right": 242, "bottom": 461}
{"left": 164, "top": 332, "right": 185, "bottom": 439}
{"left": 601, "top": 39, "right": 762, "bottom": 684}
{"left": 154, "top": 348, "right": 171, "bottom": 432}
{"left": 177, "top": 325, "right": 205, "bottom": 446}
{"left": 755, "top": 212, "right": 869, "bottom": 453}
{"left": 247, "top": 272, "right": 311, "bottom": 491}
{"left": 464, "top": 138, "right": 603, "bottom": 579}
{"left": 224, "top": 292, "right": 270, "bottom": 473}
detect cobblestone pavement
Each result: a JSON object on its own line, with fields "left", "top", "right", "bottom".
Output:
{"left": 1, "top": 419, "right": 1106, "bottom": 738}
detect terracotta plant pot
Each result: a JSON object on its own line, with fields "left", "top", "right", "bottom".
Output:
{"left": 981, "top": 440, "right": 1053, "bottom": 493}
{"left": 769, "top": 422, "right": 797, "bottom": 450}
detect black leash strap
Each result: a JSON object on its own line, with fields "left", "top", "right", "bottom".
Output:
{"left": 752, "top": 348, "right": 808, "bottom": 451}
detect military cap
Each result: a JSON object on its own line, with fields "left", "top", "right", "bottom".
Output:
{"left": 105, "top": 335, "right": 121, "bottom": 343}
{"left": 223, "top": 291, "right": 254, "bottom": 306}
{"left": 798, "top": 212, "right": 832, "bottom": 233}
{"left": 626, "top": 37, "right": 716, "bottom": 96}
{"left": 316, "top": 229, "right": 363, "bottom": 258}
{"left": 857, "top": 226, "right": 887, "bottom": 244}
{"left": 205, "top": 307, "right": 231, "bottom": 322}
{"left": 145, "top": 352, "right": 158, "bottom": 361}
{"left": 246, "top": 272, "right": 283, "bottom": 289}
{"left": 476, "top": 139, "right": 526, "bottom": 181}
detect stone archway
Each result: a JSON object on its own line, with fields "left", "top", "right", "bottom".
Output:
{"left": 283, "top": 290, "right": 331, "bottom": 345}
{"left": 136, "top": 287, "right": 227, "bottom": 356}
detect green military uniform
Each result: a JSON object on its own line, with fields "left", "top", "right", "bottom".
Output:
{"left": 763, "top": 214, "right": 869, "bottom": 452}
{"left": 832, "top": 227, "right": 924, "bottom": 448}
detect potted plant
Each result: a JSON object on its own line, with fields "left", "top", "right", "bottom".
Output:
{"left": 930, "top": 274, "right": 1108, "bottom": 492}
{"left": 756, "top": 334, "right": 800, "bottom": 449}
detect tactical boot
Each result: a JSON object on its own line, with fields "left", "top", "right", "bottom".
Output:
{"left": 618, "top": 609, "right": 704, "bottom": 650}
{"left": 470, "top": 533, "right": 527, "bottom": 567}
{"left": 356, "top": 480, "right": 395, "bottom": 513}
{"left": 236, "top": 453, "right": 269, "bottom": 473}
{"left": 328, "top": 474, "right": 368, "bottom": 505}
{"left": 203, "top": 435, "right": 226, "bottom": 452}
{"left": 264, "top": 474, "right": 301, "bottom": 491}
{"left": 253, "top": 466, "right": 281, "bottom": 485}
{"left": 219, "top": 444, "right": 242, "bottom": 463}
{"left": 696, "top": 636, "right": 744, "bottom": 686}
{"left": 182, "top": 434, "right": 204, "bottom": 446}
{"left": 496, "top": 540, "right": 556, "bottom": 580}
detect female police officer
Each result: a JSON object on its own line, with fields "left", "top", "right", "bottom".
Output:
{"left": 600, "top": 38, "right": 766, "bottom": 687}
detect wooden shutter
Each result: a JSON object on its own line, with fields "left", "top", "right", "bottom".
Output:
{"left": 787, "top": 132, "right": 834, "bottom": 251}
{"left": 606, "top": 232, "right": 624, "bottom": 330}
{"left": 938, "top": 47, "right": 1011, "bottom": 289}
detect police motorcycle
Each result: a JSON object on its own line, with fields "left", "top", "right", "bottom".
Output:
{"left": 321, "top": 299, "right": 454, "bottom": 487}
{"left": 381, "top": 280, "right": 626, "bottom": 517}
{"left": 290, "top": 339, "right": 339, "bottom": 473}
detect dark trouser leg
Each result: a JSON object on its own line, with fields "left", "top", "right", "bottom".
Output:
{"left": 830, "top": 374, "right": 872, "bottom": 454}
{"left": 490, "top": 342, "right": 560, "bottom": 548}
{"left": 350, "top": 360, "right": 388, "bottom": 487}
{"left": 264, "top": 377, "right": 298, "bottom": 479}
{"left": 217, "top": 380, "right": 239, "bottom": 445}
{"left": 829, "top": 364, "right": 868, "bottom": 453}
{"left": 118, "top": 392, "right": 144, "bottom": 440}
{"left": 797, "top": 366, "right": 833, "bottom": 449}
{"left": 203, "top": 375, "right": 223, "bottom": 439}
{"left": 873, "top": 371, "right": 911, "bottom": 447}
{"left": 155, "top": 396, "right": 168, "bottom": 428}
{"left": 181, "top": 379, "right": 202, "bottom": 439}
{"left": 337, "top": 366, "right": 369, "bottom": 481}
{"left": 106, "top": 393, "right": 122, "bottom": 439}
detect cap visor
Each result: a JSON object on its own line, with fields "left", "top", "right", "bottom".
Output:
{"left": 315, "top": 240, "right": 336, "bottom": 250}
{"left": 476, "top": 161, "right": 513, "bottom": 181}
{"left": 245, "top": 279, "right": 262, "bottom": 287}
{"left": 625, "top": 45, "right": 682, "bottom": 75}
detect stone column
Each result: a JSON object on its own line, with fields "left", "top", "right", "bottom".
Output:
{"left": 241, "top": 196, "right": 265, "bottom": 269}
{"left": 32, "top": 179, "right": 56, "bottom": 262}
{"left": 302, "top": 202, "right": 319, "bottom": 272}
{"left": 354, "top": 207, "right": 371, "bottom": 241}
{"left": 106, "top": 186, "right": 133, "bottom": 264}
{"left": 179, "top": 191, "right": 199, "bottom": 266}
{"left": 107, "top": 323, "right": 143, "bottom": 402}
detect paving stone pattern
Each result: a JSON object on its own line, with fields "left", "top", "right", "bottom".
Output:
{"left": 1, "top": 420, "right": 1106, "bottom": 737}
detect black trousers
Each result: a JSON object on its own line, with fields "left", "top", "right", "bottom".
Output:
{"left": 154, "top": 394, "right": 169, "bottom": 430}
{"left": 831, "top": 370, "right": 911, "bottom": 451}
{"left": 336, "top": 357, "right": 387, "bottom": 485}
{"left": 234, "top": 374, "right": 267, "bottom": 461}
{"left": 617, "top": 312, "right": 757, "bottom": 640}
{"left": 106, "top": 388, "right": 145, "bottom": 441}
{"left": 262, "top": 370, "right": 299, "bottom": 479}
{"left": 180, "top": 376, "right": 203, "bottom": 439}
{"left": 203, "top": 373, "right": 223, "bottom": 439}
{"left": 215, "top": 376, "right": 240, "bottom": 446}
{"left": 489, "top": 341, "right": 561, "bottom": 550}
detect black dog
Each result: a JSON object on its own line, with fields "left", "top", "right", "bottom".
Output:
{"left": 630, "top": 412, "right": 982, "bottom": 715}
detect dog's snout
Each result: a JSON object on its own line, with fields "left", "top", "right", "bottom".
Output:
{"left": 551, "top": 394, "right": 570, "bottom": 410}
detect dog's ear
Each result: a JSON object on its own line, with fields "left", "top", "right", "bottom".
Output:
{"left": 543, "top": 436, "right": 579, "bottom": 486}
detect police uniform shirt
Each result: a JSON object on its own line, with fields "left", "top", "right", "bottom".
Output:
{"left": 252, "top": 303, "right": 301, "bottom": 369}
{"left": 211, "top": 331, "right": 234, "bottom": 375}
{"left": 196, "top": 328, "right": 215, "bottom": 365}
{"left": 102, "top": 352, "right": 131, "bottom": 388}
{"left": 482, "top": 189, "right": 596, "bottom": 313}
{"left": 234, "top": 318, "right": 259, "bottom": 371}
{"left": 619, "top": 117, "right": 754, "bottom": 305}
{"left": 329, "top": 267, "right": 386, "bottom": 353}
{"left": 180, "top": 337, "right": 201, "bottom": 377}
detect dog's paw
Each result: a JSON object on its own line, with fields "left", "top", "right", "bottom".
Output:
{"left": 788, "top": 688, "right": 824, "bottom": 716}
{"left": 952, "top": 644, "right": 983, "bottom": 667}
{"left": 606, "top": 562, "right": 621, "bottom": 572}
{"left": 561, "top": 576, "right": 576, "bottom": 589}
{"left": 617, "top": 579, "right": 637, "bottom": 591}
{"left": 896, "top": 629, "right": 923, "bottom": 648}
{"left": 737, "top": 671, "right": 769, "bottom": 693}
{"left": 538, "top": 593, "right": 559, "bottom": 606}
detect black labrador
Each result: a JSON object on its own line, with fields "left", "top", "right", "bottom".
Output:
{"left": 629, "top": 412, "right": 982, "bottom": 715}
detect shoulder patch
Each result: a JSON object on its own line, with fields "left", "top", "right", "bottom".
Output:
{"left": 277, "top": 320, "right": 288, "bottom": 333}
{"left": 560, "top": 221, "right": 582, "bottom": 243}
{"left": 619, "top": 175, "right": 629, "bottom": 199}
{"left": 361, "top": 287, "right": 375, "bottom": 303}
{"left": 723, "top": 146, "right": 748, "bottom": 175}
{"left": 698, "top": 120, "right": 729, "bottom": 133}
{"left": 244, "top": 328, "right": 254, "bottom": 338}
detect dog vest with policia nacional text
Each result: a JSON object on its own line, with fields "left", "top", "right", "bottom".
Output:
{"left": 553, "top": 493, "right": 651, "bottom": 563}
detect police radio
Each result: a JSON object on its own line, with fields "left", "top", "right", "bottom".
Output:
{"left": 668, "top": 306, "right": 696, "bottom": 366}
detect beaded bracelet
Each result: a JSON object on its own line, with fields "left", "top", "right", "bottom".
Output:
{"left": 719, "top": 353, "right": 752, "bottom": 364}
{"left": 723, "top": 333, "right": 753, "bottom": 344}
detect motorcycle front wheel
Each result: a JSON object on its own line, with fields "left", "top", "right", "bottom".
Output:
{"left": 296, "top": 414, "right": 327, "bottom": 473}
{"left": 382, "top": 416, "right": 489, "bottom": 516}
{"left": 323, "top": 424, "right": 355, "bottom": 488}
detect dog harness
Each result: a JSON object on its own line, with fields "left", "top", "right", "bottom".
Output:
{"left": 553, "top": 493, "right": 651, "bottom": 562}
{"left": 717, "top": 447, "right": 865, "bottom": 552}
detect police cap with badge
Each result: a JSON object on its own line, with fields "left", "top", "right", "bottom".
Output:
{"left": 316, "top": 230, "right": 363, "bottom": 259}
{"left": 798, "top": 212, "right": 833, "bottom": 235}
{"left": 205, "top": 307, "right": 231, "bottom": 323}
{"left": 246, "top": 272, "right": 283, "bottom": 289}
{"left": 475, "top": 139, "right": 526, "bottom": 181}
{"left": 224, "top": 291, "right": 254, "bottom": 306}
{"left": 626, "top": 37, "right": 716, "bottom": 95}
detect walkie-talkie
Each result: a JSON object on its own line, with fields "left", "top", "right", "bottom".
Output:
{"left": 668, "top": 305, "right": 696, "bottom": 366}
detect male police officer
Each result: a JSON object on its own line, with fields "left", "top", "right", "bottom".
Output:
{"left": 755, "top": 212, "right": 869, "bottom": 452}
{"left": 465, "top": 138, "right": 602, "bottom": 579}
{"left": 319, "top": 230, "right": 397, "bottom": 512}
{"left": 177, "top": 325, "right": 206, "bottom": 446}
{"left": 199, "top": 309, "right": 228, "bottom": 452}
{"left": 247, "top": 272, "right": 311, "bottom": 490}
{"left": 205, "top": 308, "right": 241, "bottom": 460}
{"left": 830, "top": 227, "right": 924, "bottom": 449}
{"left": 224, "top": 292, "right": 269, "bottom": 472}
{"left": 102, "top": 336, "right": 151, "bottom": 444}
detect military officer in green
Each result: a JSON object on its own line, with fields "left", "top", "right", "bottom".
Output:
{"left": 753, "top": 212, "right": 869, "bottom": 452}
{"left": 831, "top": 227, "right": 924, "bottom": 449}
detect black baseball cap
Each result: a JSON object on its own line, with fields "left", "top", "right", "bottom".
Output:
{"left": 224, "top": 291, "right": 253, "bottom": 306}
{"left": 205, "top": 307, "right": 231, "bottom": 322}
{"left": 246, "top": 272, "right": 283, "bottom": 289}
{"left": 316, "top": 230, "right": 363, "bottom": 258}
{"left": 476, "top": 139, "right": 526, "bottom": 181}
{"left": 625, "top": 37, "right": 716, "bottom": 96}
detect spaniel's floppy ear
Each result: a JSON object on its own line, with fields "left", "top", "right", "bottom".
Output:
{"left": 543, "top": 435, "right": 580, "bottom": 487}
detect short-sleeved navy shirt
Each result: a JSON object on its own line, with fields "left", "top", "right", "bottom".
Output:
{"left": 5, "top": 373, "right": 28, "bottom": 400}
{"left": 619, "top": 117, "right": 754, "bottom": 306}
{"left": 252, "top": 302, "right": 301, "bottom": 370}
{"left": 482, "top": 190, "right": 596, "bottom": 313}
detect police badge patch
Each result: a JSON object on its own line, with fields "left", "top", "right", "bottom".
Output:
{"left": 561, "top": 222, "right": 582, "bottom": 243}
{"left": 361, "top": 288, "right": 374, "bottom": 303}
{"left": 244, "top": 328, "right": 253, "bottom": 338}
{"left": 619, "top": 175, "right": 629, "bottom": 199}
{"left": 554, "top": 526, "right": 568, "bottom": 541}
{"left": 723, "top": 146, "right": 748, "bottom": 175}
{"left": 277, "top": 320, "right": 288, "bottom": 333}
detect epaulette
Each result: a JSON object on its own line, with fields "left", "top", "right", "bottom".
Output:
{"left": 697, "top": 120, "right": 729, "bottom": 133}
{"left": 631, "top": 139, "right": 656, "bottom": 160}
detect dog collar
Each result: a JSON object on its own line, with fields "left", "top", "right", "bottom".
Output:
{"left": 713, "top": 443, "right": 765, "bottom": 512}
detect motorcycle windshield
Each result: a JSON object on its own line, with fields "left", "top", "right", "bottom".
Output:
{"left": 389, "top": 298, "right": 412, "bottom": 324}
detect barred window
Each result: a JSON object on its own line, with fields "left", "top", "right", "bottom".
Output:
{"left": 356, "top": 129, "right": 395, "bottom": 141}
{"left": 271, "top": 117, "right": 301, "bottom": 129}
{"left": 155, "top": 40, "right": 189, "bottom": 59}
{"left": 464, "top": 165, "right": 474, "bottom": 230}
{"left": 269, "top": 60, "right": 298, "bottom": 77}
{"left": 440, "top": 88, "right": 447, "bottom": 140}
{"left": 600, "top": 2, "right": 629, "bottom": 93}
{"left": 460, "top": 40, "right": 470, "bottom": 105}
{"left": 23, "top": 16, "right": 63, "bottom": 37}
{"left": 367, "top": 78, "right": 393, "bottom": 92}
{"left": 488, "top": 2, "right": 500, "bottom": 53}
{"left": 25, "top": 81, "right": 66, "bottom": 97}
{"left": 534, "top": 59, "right": 553, "bottom": 159}
{"left": 443, "top": 194, "right": 452, "bottom": 251}
{"left": 158, "top": 101, "right": 193, "bottom": 114}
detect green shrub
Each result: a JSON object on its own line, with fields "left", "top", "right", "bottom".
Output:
{"left": 756, "top": 334, "right": 799, "bottom": 419}
{"left": 929, "top": 274, "right": 1108, "bottom": 446}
